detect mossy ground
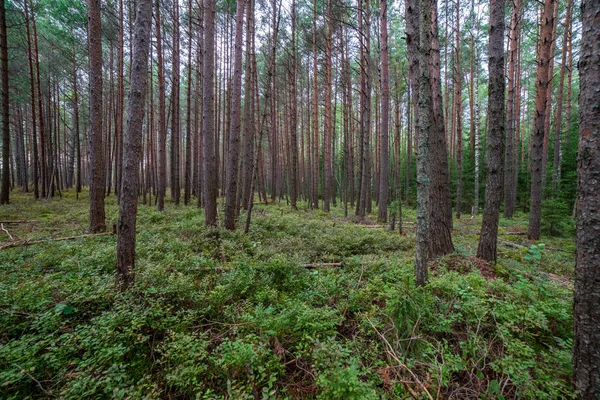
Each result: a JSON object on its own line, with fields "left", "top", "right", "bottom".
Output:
{"left": 0, "top": 190, "right": 575, "bottom": 399}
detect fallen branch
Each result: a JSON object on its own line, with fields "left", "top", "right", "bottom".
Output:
{"left": 366, "top": 317, "right": 434, "bottom": 400}
{"left": 1, "top": 223, "right": 14, "bottom": 241}
{"left": 1, "top": 232, "right": 114, "bottom": 250}
{"left": 303, "top": 262, "right": 344, "bottom": 269}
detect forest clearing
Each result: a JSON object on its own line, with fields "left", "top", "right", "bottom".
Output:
{"left": 1, "top": 191, "right": 575, "bottom": 398}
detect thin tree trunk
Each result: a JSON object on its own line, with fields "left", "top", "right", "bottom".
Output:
{"left": 378, "top": 0, "right": 390, "bottom": 223}
{"left": 156, "top": 1, "right": 167, "bottom": 211}
{"left": 0, "top": 0, "right": 9, "bottom": 205}
{"left": 289, "top": 0, "right": 298, "bottom": 210}
{"left": 171, "top": 0, "right": 181, "bottom": 205}
{"left": 552, "top": 0, "right": 572, "bottom": 191}
{"left": 504, "top": 0, "right": 519, "bottom": 218}
{"left": 528, "top": 0, "right": 555, "bottom": 240}
{"left": 24, "top": 0, "right": 39, "bottom": 199}
{"left": 202, "top": 0, "right": 218, "bottom": 226}
{"left": 224, "top": 0, "right": 246, "bottom": 230}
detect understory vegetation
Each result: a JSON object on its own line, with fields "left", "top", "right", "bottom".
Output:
{"left": 1, "top": 191, "right": 575, "bottom": 399}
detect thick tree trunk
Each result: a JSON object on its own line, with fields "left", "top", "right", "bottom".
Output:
{"left": 428, "top": 1, "right": 454, "bottom": 257}
{"left": 378, "top": 0, "right": 390, "bottom": 223}
{"left": 477, "top": 0, "right": 505, "bottom": 262}
{"left": 416, "top": 0, "right": 431, "bottom": 286}
{"left": 574, "top": 1, "right": 600, "bottom": 396}
{"left": 322, "top": 0, "right": 333, "bottom": 212}
{"left": 87, "top": 0, "right": 106, "bottom": 233}
{"left": 528, "top": 0, "right": 555, "bottom": 240}
{"left": 116, "top": 0, "right": 152, "bottom": 289}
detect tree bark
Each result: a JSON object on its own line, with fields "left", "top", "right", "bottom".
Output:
{"left": 171, "top": 0, "right": 181, "bottom": 205}
{"left": 573, "top": 1, "right": 600, "bottom": 396}
{"left": 428, "top": 1, "right": 454, "bottom": 256}
{"left": 87, "top": 0, "right": 106, "bottom": 233}
{"left": 155, "top": 1, "right": 167, "bottom": 211}
{"left": 289, "top": 0, "right": 298, "bottom": 210}
{"left": 416, "top": 0, "right": 431, "bottom": 286}
{"left": 202, "top": 0, "right": 217, "bottom": 226}
{"left": 528, "top": 0, "right": 555, "bottom": 240}
{"left": 24, "top": 0, "right": 39, "bottom": 199}
{"left": 116, "top": 0, "right": 152, "bottom": 289}
{"left": 0, "top": 0, "right": 9, "bottom": 205}
{"left": 477, "top": 0, "right": 505, "bottom": 262}
{"left": 378, "top": 0, "right": 390, "bottom": 223}
{"left": 224, "top": 0, "right": 246, "bottom": 230}
{"left": 504, "top": 0, "right": 519, "bottom": 218}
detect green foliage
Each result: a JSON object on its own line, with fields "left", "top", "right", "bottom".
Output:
{"left": 541, "top": 198, "right": 575, "bottom": 237}
{"left": 0, "top": 192, "right": 575, "bottom": 398}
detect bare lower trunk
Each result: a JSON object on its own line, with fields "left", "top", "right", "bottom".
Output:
{"left": 477, "top": 0, "right": 506, "bottom": 262}
{"left": 528, "top": 0, "right": 555, "bottom": 240}
{"left": 573, "top": 1, "right": 600, "bottom": 396}
{"left": 116, "top": 0, "right": 152, "bottom": 289}
{"left": 87, "top": 0, "right": 106, "bottom": 233}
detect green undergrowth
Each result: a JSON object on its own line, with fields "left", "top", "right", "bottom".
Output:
{"left": 0, "top": 191, "right": 575, "bottom": 399}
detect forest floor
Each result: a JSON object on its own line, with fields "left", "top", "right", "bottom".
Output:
{"left": 0, "top": 191, "right": 576, "bottom": 399}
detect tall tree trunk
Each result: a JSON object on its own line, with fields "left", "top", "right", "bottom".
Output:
{"left": 115, "top": 0, "right": 124, "bottom": 197}
{"left": 241, "top": 0, "right": 256, "bottom": 210}
{"left": 289, "top": 0, "right": 298, "bottom": 210}
{"left": 378, "top": 0, "right": 390, "bottom": 222}
{"left": 429, "top": 0, "right": 454, "bottom": 256}
{"left": 477, "top": 0, "right": 506, "bottom": 262}
{"left": 87, "top": 0, "right": 106, "bottom": 233}
{"left": 116, "top": 0, "right": 152, "bottom": 289}
{"left": 311, "top": 0, "right": 319, "bottom": 209}
{"left": 171, "top": 0, "right": 181, "bottom": 205}
{"left": 573, "top": 1, "right": 600, "bottom": 396}
{"left": 454, "top": 0, "right": 463, "bottom": 219}
{"left": 0, "top": 0, "right": 9, "bottom": 205}
{"left": 552, "top": 0, "right": 572, "bottom": 191}
{"left": 528, "top": 0, "right": 555, "bottom": 240}
{"left": 357, "top": 0, "right": 371, "bottom": 218}
{"left": 416, "top": 0, "right": 431, "bottom": 286}
{"left": 184, "top": 0, "right": 193, "bottom": 205}
{"left": 541, "top": 0, "right": 559, "bottom": 182}
{"left": 322, "top": 0, "right": 333, "bottom": 212}
{"left": 202, "top": 0, "right": 217, "bottom": 226}
{"left": 156, "top": 1, "right": 166, "bottom": 211}
{"left": 32, "top": 4, "right": 46, "bottom": 198}
{"left": 224, "top": 0, "right": 245, "bottom": 230}
{"left": 504, "top": 0, "right": 519, "bottom": 218}
{"left": 24, "top": 0, "right": 39, "bottom": 199}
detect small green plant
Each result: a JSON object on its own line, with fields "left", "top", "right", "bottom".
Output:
{"left": 524, "top": 243, "right": 545, "bottom": 262}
